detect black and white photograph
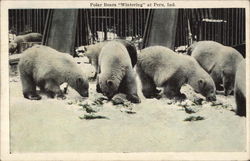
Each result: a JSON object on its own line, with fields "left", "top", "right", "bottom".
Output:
{"left": 1, "top": 0, "right": 249, "bottom": 160}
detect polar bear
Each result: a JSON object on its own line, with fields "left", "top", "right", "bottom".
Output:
{"left": 76, "top": 39, "right": 137, "bottom": 78}
{"left": 234, "top": 59, "right": 246, "bottom": 116}
{"left": 18, "top": 45, "right": 89, "bottom": 100}
{"left": 97, "top": 41, "right": 140, "bottom": 103}
{"left": 190, "top": 41, "right": 244, "bottom": 96}
{"left": 9, "top": 32, "right": 42, "bottom": 54}
{"left": 137, "top": 46, "right": 216, "bottom": 101}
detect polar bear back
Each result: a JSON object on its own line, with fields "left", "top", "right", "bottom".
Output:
{"left": 85, "top": 42, "right": 106, "bottom": 59}
{"left": 99, "top": 41, "right": 131, "bottom": 74}
{"left": 138, "top": 46, "right": 179, "bottom": 73}
{"left": 19, "top": 45, "right": 84, "bottom": 84}
{"left": 138, "top": 46, "right": 199, "bottom": 86}
{"left": 14, "top": 33, "right": 42, "bottom": 43}
{"left": 191, "top": 41, "right": 243, "bottom": 72}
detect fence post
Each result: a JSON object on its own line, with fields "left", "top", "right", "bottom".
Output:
{"left": 42, "top": 9, "right": 79, "bottom": 55}
{"left": 142, "top": 9, "right": 179, "bottom": 50}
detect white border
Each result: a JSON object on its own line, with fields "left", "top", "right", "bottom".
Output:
{"left": 1, "top": 1, "right": 249, "bottom": 160}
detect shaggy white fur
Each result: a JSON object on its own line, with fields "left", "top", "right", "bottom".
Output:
{"left": 190, "top": 41, "right": 244, "bottom": 96}
{"left": 9, "top": 32, "right": 42, "bottom": 53}
{"left": 137, "top": 46, "right": 216, "bottom": 101}
{"left": 97, "top": 41, "right": 140, "bottom": 103}
{"left": 18, "top": 45, "right": 89, "bottom": 100}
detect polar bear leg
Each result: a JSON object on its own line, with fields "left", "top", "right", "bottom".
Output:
{"left": 210, "top": 70, "right": 223, "bottom": 91}
{"left": 120, "top": 69, "right": 141, "bottom": 103}
{"left": 20, "top": 73, "right": 41, "bottom": 100}
{"left": 96, "top": 68, "right": 102, "bottom": 93}
{"left": 235, "top": 89, "right": 246, "bottom": 116}
{"left": 163, "top": 83, "right": 186, "bottom": 101}
{"left": 137, "top": 67, "right": 160, "bottom": 99}
{"left": 44, "top": 79, "right": 65, "bottom": 99}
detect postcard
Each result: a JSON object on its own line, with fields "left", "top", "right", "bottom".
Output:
{"left": 1, "top": 0, "right": 249, "bottom": 160}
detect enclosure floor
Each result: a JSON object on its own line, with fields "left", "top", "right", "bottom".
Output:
{"left": 9, "top": 73, "right": 246, "bottom": 153}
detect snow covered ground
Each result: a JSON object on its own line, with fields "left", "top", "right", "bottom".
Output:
{"left": 9, "top": 58, "right": 246, "bottom": 153}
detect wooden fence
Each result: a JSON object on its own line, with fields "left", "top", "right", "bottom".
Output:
{"left": 9, "top": 8, "right": 245, "bottom": 49}
{"left": 175, "top": 8, "right": 245, "bottom": 47}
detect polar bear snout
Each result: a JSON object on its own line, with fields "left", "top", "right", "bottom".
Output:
{"left": 79, "top": 90, "right": 89, "bottom": 97}
{"left": 104, "top": 91, "right": 114, "bottom": 100}
{"left": 206, "top": 95, "right": 216, "bottom": 101}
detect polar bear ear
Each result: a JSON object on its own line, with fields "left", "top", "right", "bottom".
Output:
{"left": 106, "top": 80, "right": 114, "bottom": 87}
{"left": 198, "top": 79, "right": 206, "bottom": 88}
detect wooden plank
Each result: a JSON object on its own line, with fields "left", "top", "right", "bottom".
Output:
{"left": 142, "top": 9, "right": 153, "bottom": 48}
{"left": 43, "top": 9, "right": 79, "bottom": 55}
{"left": 143, "top": 9, "right": 179, "bottom": 50}
{"left": 9, "top": 54, "right": 22, "bottom": 65}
